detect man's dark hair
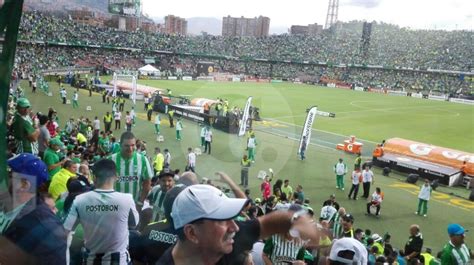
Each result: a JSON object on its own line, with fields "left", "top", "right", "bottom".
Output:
{"left": 175, "top": 219, "right": 204, "bottom": 241}
{"left": 176, "top": 227, "right": 186, "bottom": 241}
{"left": 92, "top": 159, "right": 117, "bottom": 184}
{"left": 39, "top": 115, "right": 49, "bottom": 125}
{"left": 63, "top": 160, "right": 74, "bottom": 169}
{"left": 120, "top": 131, "right": 135, "bottom": 144}
{"left": 163, "top": 186, "right": 186, "bottom": 223}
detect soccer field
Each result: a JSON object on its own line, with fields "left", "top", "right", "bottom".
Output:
{"left": 137, "top": 80, "right": 474, "bottom": 152}
{"left": 23, "top": 79, "right": 474, "bottom": 254}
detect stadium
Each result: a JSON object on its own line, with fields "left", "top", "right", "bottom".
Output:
{"left": 0, "top": 0, "right": 473, "bottom": 264}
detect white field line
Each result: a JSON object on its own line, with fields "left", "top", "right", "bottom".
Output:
{"left": 257, "top": 128, "right": 339, "bottom": 153}
{"left": 346, "top": 101, "right": 461, "bottom": 116}
{"left": 263, "top": 118, "right": 379, "bottom": 144}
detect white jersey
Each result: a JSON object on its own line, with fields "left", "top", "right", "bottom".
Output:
{"left": 73, "top": 93, "right": 78, "bottom": 101}
{"left": 351, "top": 171, "right": 361, "bottom": 185}
{"left": 320, "top": 205, "right": 337, "bottom": 220}
{"left": 93, "top": 119, "right": 100, "bottom": 130}
{"left": 176, "top": 121, "right": 183, "bottom": 131}
{"left": 187, "top": 152, "right": 196, "bottom": 167}
{"left": 63, "top": 189, "right": 139, "bottom": 265}
{"left": 205, "top": 130, "right": 213, "bottom": 142}
{"left": 370, "top": 192, "right": 383, "bottom": 203}
{"left": 109, "top": 152, "right": 153, "bottom": 202}
{"left": 418, "top": 184, "right": 432, "bottom": 200}
{"left": 125, "top": 115, "right": 132, "bottom": 124}
{"left": 164, "top": 152, "right": 171, "bottom": 165}
{"left": 114, "top": 112, "right": 121, "bottom": 120}
{"left": 334, "top": 162, "right": 347, "bottom": 175}
{"left": 60, "top": 89, "right": 67, "bottom": 98}
{"left": 248, "top": 138, "right": 257, "bottom": 148}
{"left": 362, "top": 169, "right": 374, "bottom": 182}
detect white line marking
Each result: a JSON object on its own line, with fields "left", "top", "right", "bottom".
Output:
{"left": 345, "top": 101, "right": 461, "bottom": 117}
{"left": 264, "top": 118, "right": 379, "bottom": 144}
{"left": 257, "top": 128, "right": 339, "bottom": 152}
{"left": 267, "top": 114, "right": 307, "bottom": 120}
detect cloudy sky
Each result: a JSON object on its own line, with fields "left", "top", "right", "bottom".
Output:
{"left": 142, "top": 0, "right": 473, "bottom": 33}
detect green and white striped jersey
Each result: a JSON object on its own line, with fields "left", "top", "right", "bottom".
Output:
{"left": 332, "top": 212, "right": 343, "bottom": 239}
{"left": 441, "top": 241, "right": 470, "bottom": 265}
{"left": 264, "top": 234, "right": 306, "bottom": 265}
{"left": 109, "top": 152, "right": 152, "bottom": 202}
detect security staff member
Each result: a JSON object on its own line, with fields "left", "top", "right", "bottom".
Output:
{"left": 103, "top": 111, "right": 113, "bottom": 133}
{"left": 63, "top": 159, "right": 139, "bottom": 265}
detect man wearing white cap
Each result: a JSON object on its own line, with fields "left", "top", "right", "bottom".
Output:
{"left": 157, "top": 184, "right": 319, "bottom": 265}
{"left": 327, "top": 237, "right": 368, "bottom": 264}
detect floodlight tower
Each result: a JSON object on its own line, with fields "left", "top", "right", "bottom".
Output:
{"left": 324, "top": 0, "right": 339, "bottom": 29}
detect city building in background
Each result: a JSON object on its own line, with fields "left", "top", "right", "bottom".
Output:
{"left": 68, "top": 8, "right": 105, "bottom": 27}
{"left": 164, "top": 15, "right": 188, "bottom": 35}
{"left": 222, "top": 15, "right": 270, "bottom": 37}
{"left": 290, "top": 23, "right": 323, "bottom": 35}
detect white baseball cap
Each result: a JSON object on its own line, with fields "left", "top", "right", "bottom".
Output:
{"left": 371, "top": 233, "right": 383, "bottom": 242}
{"left": 171, "top": 184, "right": 249, "bottom": 229}
{"left": 329, "top": 238, "right": 368, "bottom": 264}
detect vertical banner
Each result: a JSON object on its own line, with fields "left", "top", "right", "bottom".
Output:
{"left": 238, "top": 96, "right": 253, "bottom": 137}
{"left": 298, "top": 106, "right": 318, "bottom": 155}
{"left": 132, "top": 75, "right": 137, "bottom": 105}
{"left": 112, "top": 72, "right": 117, "bottom": 97}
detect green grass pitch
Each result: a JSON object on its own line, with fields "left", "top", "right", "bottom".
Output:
{"left": 22, "top": 79, "right": 474, "bottom": 254}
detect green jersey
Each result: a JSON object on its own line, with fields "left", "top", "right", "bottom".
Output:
{"left": 441, "top": 241, "right": 470, "bottom": 265}
{"left": 12, "top": 112, "right": 38, "bottom": 155}
{"left": 109, "top": 152, "right": 153, "bottom": 202}
{"left": 98, "top": 136, "right": 110, "bottom": 153}
{"left": 43, "top": 147, "right": 61, "bottom": 178}
{"left": 263, "top": 234, "right": 306, "bottom": 264}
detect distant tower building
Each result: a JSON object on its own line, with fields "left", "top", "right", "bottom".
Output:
{"left": 324, "top": 0, "right": 339, "bottom": 29}
{"left": 222, "top": 15, "right": 269, "bottom": 37}
{"left": 256, "top": 16, "right": 270, "bottom": 37}
{"left": 164, "top": 15, "right": 187, "bottom": 35}
{"left": 290, "top": 23, "right": 323, "bottom": 35}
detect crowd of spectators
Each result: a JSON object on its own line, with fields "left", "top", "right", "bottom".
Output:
{"left": 12, "top": 11, "right": 472, "bottom": 95}
{"left": 13, "top": 43, "right": 471, "bottom": 94}
{"left": 19, "top": 11, "right": 473, "bottom": 71}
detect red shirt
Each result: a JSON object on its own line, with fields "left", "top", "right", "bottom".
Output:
{"left": 261, "top": 181, "right": 271, "bottom": 200}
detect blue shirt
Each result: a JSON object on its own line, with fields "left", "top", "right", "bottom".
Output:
{"left": 1, "top": 197, "right": 67, "bottom": 264}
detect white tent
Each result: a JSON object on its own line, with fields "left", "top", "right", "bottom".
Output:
{"left": 138, "top": 64, "right": 160, "bottom": 75}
